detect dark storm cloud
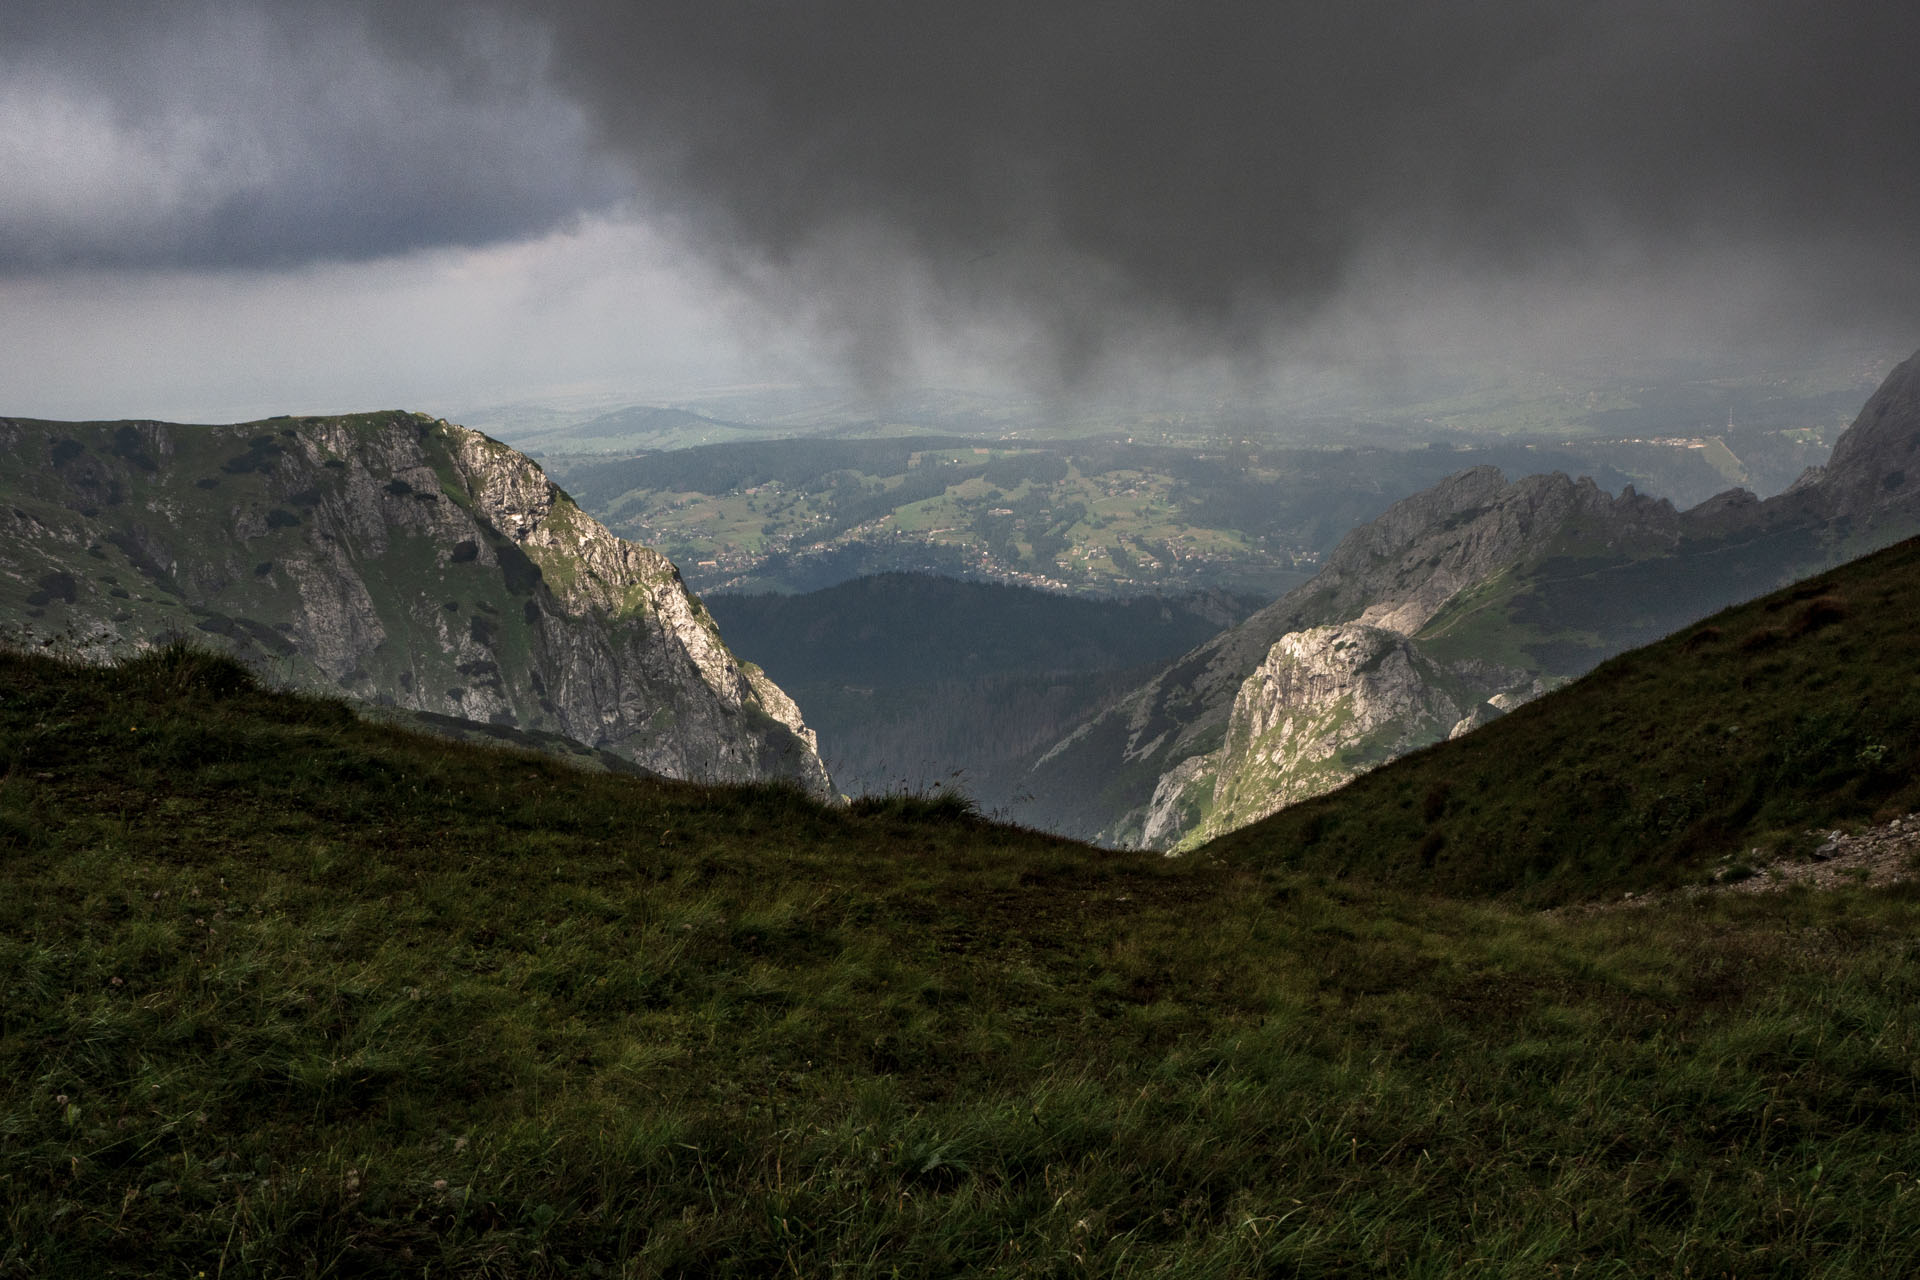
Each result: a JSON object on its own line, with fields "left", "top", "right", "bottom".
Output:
{"left": 0, "top": 0, "right": 625, "bottom": 271}
{"left": 520, "top": 0, "right": 1920, "bottom": 375}
{"left": 10, "top": 1, "right": 1919, "bottom": 389}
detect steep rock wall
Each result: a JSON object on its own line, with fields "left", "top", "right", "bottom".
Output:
{"left": 0, "top": 411, "right": 834, "bottom": 798}
{"left": 1142, "top": 624, "right": 1533, "bottom": 850}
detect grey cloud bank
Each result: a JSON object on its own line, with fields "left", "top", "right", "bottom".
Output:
{"left": 530, "top": 1, "right": 1920, "bottom": 373}
{"left": 4, "top": 1, "right": 1918, "bottom": 413}
{"left": 0, "top": 0, "right": 624, "bottom": 271}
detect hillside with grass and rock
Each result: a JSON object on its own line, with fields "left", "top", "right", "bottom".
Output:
{"left": 0, "top": 411, "right": 833, "bottom": 797}
{"left": 7, "top": 521, "right": 1920, "bottom": 1272}
{"left": 1033, "top": 349, "right": 1920, "bottom": 849}
{"left": 1210, "top": 532, "right": 1920, "bottom": 902}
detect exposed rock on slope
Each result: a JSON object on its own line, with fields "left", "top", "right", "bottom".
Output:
{"left": 1774, "top": 350, "right": 1920, "bottom": 529}
{"left": 1024, "top": 468, "right": 1677, "bottom": 846}
{"left": 0, "top": 411, "right": 834, "bottom": 798}
{"left": 1140, "top": 623, "right": 1529, "bottom": 848}
{"left": 1033, "top": 347, "right": 1920, "bottom": 851}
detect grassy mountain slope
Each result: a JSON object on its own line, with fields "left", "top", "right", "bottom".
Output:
{"left": 7, "top": 610, "right": 1920, "bottom": 1272}
{"left": 1211, "top": 534, "right": 1920, "bottom": 903}
{"left": 0, "top": 411, "right": 833, "bottom": 795}
{"left": 1040, "top": 350, "right": 1920, "bottom": 849}
{"left": 1407, "top": 513, "right": 1832, "bottom": 673}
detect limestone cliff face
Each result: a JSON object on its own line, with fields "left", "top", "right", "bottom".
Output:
{"left": 1026, "top": 467, "right": 1672, "bottom": 847}
{"left": 0, "top": 411, "right": 834, "bottom": 798}
{"left": 1141, "top": 624, "right": 1534, "bottom": 851}
{"left": 1777, "top": 350, "right": 1920, "bottom": 530}
{"left": 1083, "top": 348, "right": 1920, "bottom": 853}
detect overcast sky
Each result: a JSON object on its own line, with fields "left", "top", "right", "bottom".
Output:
{"left": 4, "top": 1, "right": 1918, "bottom": 422}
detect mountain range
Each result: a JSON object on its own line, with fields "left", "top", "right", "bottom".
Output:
{"left": 1027, "top": 350, "right": 1920, "bottom": 848}
{"left": 0, "top": 411, "right": 833, "bottom": 798}
{"left": 5, "top": 351, "right": 1917, "bottom": 845}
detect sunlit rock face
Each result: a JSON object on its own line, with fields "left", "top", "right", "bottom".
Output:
{"left": 1033, "top": 466, "right": 1667, "bottom": 849}
{"left": 1046, "top": 348, "right": 1920, "bottom": 852}
{"left": 1141, "top": 624, "right": 1538, "bottom": 852}
{"left": 0, "top": 411, "right": 834, "bottom": 798}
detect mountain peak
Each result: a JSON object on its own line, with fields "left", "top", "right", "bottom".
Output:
{"left": 1807, "top": 348, "right": 1920, "bottom": 521}
{"left": 0, "top": 411, "right": 835, "bottom": 798}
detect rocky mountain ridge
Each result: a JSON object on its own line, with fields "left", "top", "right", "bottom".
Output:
{"left": 1033, "top": 348, "right": 1920, "bottom": 850}
{"left": 0, "top": 411, "right": 834, "bottom": 798}
{"left": 1023, "top": 467, "right": 1678, "bottom": 845}
{"left": 1139, "top": 622, "right": 1531, "bottom": 847}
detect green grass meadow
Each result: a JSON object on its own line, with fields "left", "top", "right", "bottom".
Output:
{"left": 6, "top": 616, "right": 1920, "bottom": 1273}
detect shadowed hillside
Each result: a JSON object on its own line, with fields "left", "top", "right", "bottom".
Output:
{"left": 706, "top": 575, "right": 1257, "bottom": 805}
{"left": 1210, "top": 533, "right": 1920, "bottom": 903}
{"left": 7, "top": 569, "right": 1920, "bottom": 1272}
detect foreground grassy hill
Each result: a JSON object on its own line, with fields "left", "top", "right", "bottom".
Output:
{"left": 5, "top": 583, "right": 1920, "bottom": 1273}
{"left": 1212, "top": 534, "right": 1920, "bottom": 904}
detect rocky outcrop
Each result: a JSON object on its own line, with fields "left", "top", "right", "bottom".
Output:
{"left": 1024, "top": 467, "right": 1677, "bottom": 847}
{"left": 1037, "top": 347, "right": 1920, "bottom": 852}
{"left": 0, "top": 411, "right": 834, "bottom": 798}
{"left": 1562, "top": 813, "right": 1920, "bottom": 915}
{"left": 1318, "top": 469, "right": 1680, "bottom": 637}
{"left": 1141, "top": 624, "right": 1537, "bottom": 851}
{"left": 1780, "top": 350, "right": 1920, "bottom": 529}
{"left": 1449, "top": 686, "right": 1544, "bottom": 740}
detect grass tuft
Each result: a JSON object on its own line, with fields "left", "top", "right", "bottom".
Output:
{"left": 850, "top": 787, "right": 982, "bottom": 823}
{"left": 111, "top": 639, "right": 259, "bottom": 699}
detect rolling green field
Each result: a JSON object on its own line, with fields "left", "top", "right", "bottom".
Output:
{"left": 541, "top": 390, "right": 1848, "bottom": 600}
{"left": 553, "top": 437, "right": 1332, "bottom": 598}
{"left": 547, "top": 437, "right": 1625, "bottom": 599}
{"left": 7, "top": 536, "right": 1920, "bottom": 1274}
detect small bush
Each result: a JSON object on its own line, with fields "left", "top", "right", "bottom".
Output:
{"left": 113, "top": 641, "right": 257, "bottom": 700}
{"left": 850, "top": 788, "right": 980, "bottom": 823}
{"left": 1790, "top": 595, "right": 1848, "bottom": 636}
